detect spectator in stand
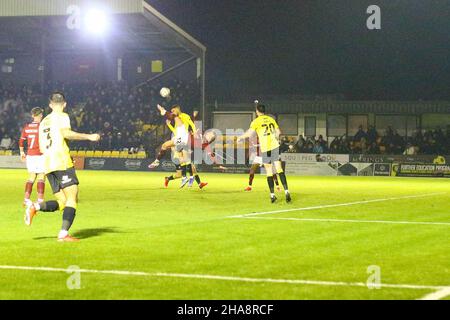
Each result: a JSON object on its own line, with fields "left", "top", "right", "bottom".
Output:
{"left": 404, "top": 143, "right": 418, "bottom": 155}
{"left": 367, "top": 125, "right": 378, "bottom": 144}
{"left": 312, "top": 140, "right": 324, "bottom": 154}
{"left": 0, "top": 134, "right": 13, "bottom": 150}
{"left": 354, "top": 125, "right": 368, "bottom": 142}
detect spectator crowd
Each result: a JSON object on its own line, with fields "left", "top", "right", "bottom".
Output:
{"left": 280, "top": 125, "right": 449, "bottom": 156}
{"left": 1, "top": 81, "right": 449, "bottom": 157}
{"left": 0, "top": 79, "right": 200, "bottom": 156}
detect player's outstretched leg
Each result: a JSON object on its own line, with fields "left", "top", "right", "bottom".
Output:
{"left": 24, "top": 200, "right": 60, "bottom": 226}
{"left": 191, "top": 164, "right": 208, "bottom": 189}
{"left": 245, "top": 164, "right": 259, "bottom": 192}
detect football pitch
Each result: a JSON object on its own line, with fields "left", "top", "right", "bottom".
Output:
{"left": 0, "top": 168, "right": 449, "bottom": 300}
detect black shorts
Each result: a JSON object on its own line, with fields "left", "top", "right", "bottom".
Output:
{"left": 262, "top": 147, "right": 281, "bottom": 164}
{"left": 47, "top": 167, "right": 79, "bottom": 194}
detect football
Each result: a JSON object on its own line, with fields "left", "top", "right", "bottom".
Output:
{"left": 160, "top": 87, "right": 171, "bottom": 98}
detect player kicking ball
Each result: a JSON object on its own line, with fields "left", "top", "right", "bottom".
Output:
{"left": 24, "top": 92, "right": 100, "bottom": 242}
{"left": 19, "top": 107, "right": 46, "bottom": 206}
{"left": 238, "top": 104, "right": 291, "bottom": 203}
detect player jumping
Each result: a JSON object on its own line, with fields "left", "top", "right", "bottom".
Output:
{"left": 19, "top": 107, "right": 46, "bottom": 206}
{"left": 238, "top": 104, "right": 291, "bottom": 203}
{"left": 24, "top": 92, "right": 100, "bottom": 242}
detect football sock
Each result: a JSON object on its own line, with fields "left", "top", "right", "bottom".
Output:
{"left": 273, "top": 174, "right": 279, "bottom": 186}
{"left": 279, "top": 172, "right": 289, "bottom": 191}
{"left": 62, "top": 207, "right": 76, "bottom": 231}
{"left": 195, "top": 175, "right": 201, "bottom": 185}
{"left": 24, "top": 180, "right": 33, "bottom": 200}
{"left": 188, "top": 164, "right": 193, "bottom": 176}
{"left": 37, "top": 180, "right": 45, "bottom": 202}
{"left": 181, "top": 165, "right": 187, "bottom": 178}
{"left": 167, "top": 175, "right": 175, "bottom": 181}
{"left": 37, "top": 200, "right": 59, "bottom": 212}
{"left": 249, "top": 173, "right": 255, "bottom": 186}
{"left": 267, "top": 176, "right": 275, "bottom": 194}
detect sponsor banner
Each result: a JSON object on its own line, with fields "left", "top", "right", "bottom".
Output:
{"left": 0, "top": 156, "right": 27, "bottom": 169}
{"left": 196, "top": 164, "right": 250, "bottom": 174}
{"left": 281, "top": 153, "right": 349, "bottom": 163}
{"left": 84, "top": 158, "right": 150, "bottom": 172}
{"left": 373, "top": 163, "right": 392, "bottom": 176}
{"left": 285, "top": 162, "right": 338, "bottom": 176}
{"left": 350, "top": 154, "right": 449, "bottom": 164}
{"left": 394, "top": 163, "right": 450, "bottom": 178}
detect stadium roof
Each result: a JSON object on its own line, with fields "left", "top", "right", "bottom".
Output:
{"left": 0, "top": 0, "right": 206, "bottom": 56}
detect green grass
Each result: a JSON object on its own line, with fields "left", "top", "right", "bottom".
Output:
{"left": 0, "top": 168, "right": 449, "bottom": 300}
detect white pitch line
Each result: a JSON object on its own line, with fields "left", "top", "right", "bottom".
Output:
{"left": 0, "top": 265, "right": 446, "bottom": 291}
{"left": 241, "top": 216, "right": 450, "bottom": 227}
{"left": 229, "top": 192, "right": 447, "bottom": 218}
{"left": 418, "top": 287, "right": 450, "bottom": 300}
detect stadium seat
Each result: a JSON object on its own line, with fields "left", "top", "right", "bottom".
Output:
{"left": 119, "top": 151, "right": 129, "bottom": 158}
{"left": 94, "top": 151, "right": 103, "bottom": 158}
{"left": 137, "top": 151, "right": 147, "bottom": 159}
{"left": 110, "top": 151, "right": 120, "bottom": 158}
{"left": 102, "top": 151, "right": 112, "bottom": 158}
{"left": 85, "top": 151, "right": 95, "bottom": 158}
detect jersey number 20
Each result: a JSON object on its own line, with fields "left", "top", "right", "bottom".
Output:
{"left": 262, "top": 123, "right": 275, "bottom": 136}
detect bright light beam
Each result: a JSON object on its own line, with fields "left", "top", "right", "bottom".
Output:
{"left": 84, "top": 9, "right": 109, "bottom": 35}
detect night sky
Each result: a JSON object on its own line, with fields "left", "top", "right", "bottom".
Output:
{"left": 148, "top": 0, "right": 450, "bottom": 101}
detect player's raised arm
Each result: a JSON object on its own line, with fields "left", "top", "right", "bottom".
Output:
{"left": 237, "top": 128, "right": 255, "bottom": 142}
{"left": 61, "top": 128, "right": 100, "bottom": 142}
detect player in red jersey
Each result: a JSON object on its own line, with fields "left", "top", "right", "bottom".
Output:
{"left": 19, "top": 107, "right": 46, "bottom": 206}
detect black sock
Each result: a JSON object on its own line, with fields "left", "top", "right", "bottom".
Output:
{"left": 267, "top": 176, "right": 275, "bottom": 194}
{"left": 167, "top": 176, "right": 175, "bottom": 181}
{"left": 62, "top": 207, "right": 76, "bottom": 231}
{"left": 188, "top": 164, "right": 193, "bottom": 176}
{"left": 279, "top": 172, "right": 289, "bottom": 191}
{"left": 273, "top": 174, "right": 279, "bottom": 186}
{"left": 195, "top": 175, "right": 201, "bottom": 185}
{"left": 39, "top": 200, "right": 59, "bottom": 212}
{"left": 249, "top": 173, "right": 255, "bottom": 186}
{"left": 181, "top": 165, "right": 187, "bottom": 178}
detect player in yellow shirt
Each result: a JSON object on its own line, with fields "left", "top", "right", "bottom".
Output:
{"left": 238, "top": 104, "right": 291, "bottom": 203}
{"left": 24, "top": 92, "right": 100, "bottom": 242}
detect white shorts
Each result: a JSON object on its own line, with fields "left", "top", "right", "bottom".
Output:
{"left": 172, "top": 134, "right": 189, "bottom": 152}
{"left": 26, "top": 155, "right": 45, "bottom": 174}
{"left": 252, "top": 156, "right": 263, "bottom": 166}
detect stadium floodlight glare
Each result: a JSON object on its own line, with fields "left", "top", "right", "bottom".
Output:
{"left": 84, "top": 9, "right": 109, "bottom": 35}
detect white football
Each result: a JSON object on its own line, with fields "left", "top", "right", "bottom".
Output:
{"left": 160, "top": 87, "right": 171, "bottom": 98}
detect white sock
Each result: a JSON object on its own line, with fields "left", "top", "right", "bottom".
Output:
{"left": 34, "top": 202, "right": 41, "bottom": 211}
{"left": 58, "top": 230, "right": 68, "bottom": 239}
{"left": 270, "top": 193, "right": 275, "bottom": 198}
{"left": 285, "top": 190, "right": 290, "bottom": 195}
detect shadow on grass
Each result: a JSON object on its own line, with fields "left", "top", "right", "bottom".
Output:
{"left": 33, "top": 227, "right": 125, "bottom": 241}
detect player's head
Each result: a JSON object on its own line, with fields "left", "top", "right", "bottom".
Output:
{"left": 49, "top": 92, "right": 67, "bottom": 111}
{"left": 171, "top": 105, "right": 182, "bottom": 116}
{"left": 31, "top": 107, "right": 44, "bottom": 122}
{"left": 256, "top": 104, "right": 266, "bottom": 116}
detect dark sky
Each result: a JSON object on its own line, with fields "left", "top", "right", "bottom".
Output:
{"left": 148, "top": 0, "right": 450, "bottom": 101}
